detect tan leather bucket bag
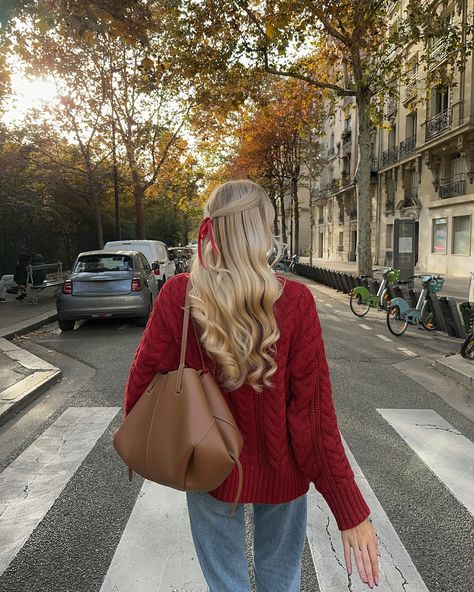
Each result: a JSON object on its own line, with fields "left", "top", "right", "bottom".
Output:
{"left": 113, "top": 279, "right": 243, "bottom": 511}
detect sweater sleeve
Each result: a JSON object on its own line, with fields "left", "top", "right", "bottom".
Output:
{"left": 123, "top": 280, "right": 180, "bottom": 416}
{"left": 287, "top": 286, "right": 370, "bottom": 531}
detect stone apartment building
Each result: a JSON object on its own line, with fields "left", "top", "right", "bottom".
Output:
{"left": 300, "top": 0, "right": 474, "bottom": 277}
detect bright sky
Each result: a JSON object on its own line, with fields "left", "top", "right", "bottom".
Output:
{"left": 3, "top": 71, "right": 58, "bottom": 125}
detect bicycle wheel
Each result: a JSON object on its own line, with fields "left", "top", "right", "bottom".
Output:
{"left": 350, "top": 292, "right": 370, "bottom": 317}
{"left": 380, "top": 289, "right": 391, "bottom": 311}
{"left": 420, "top": 303, "right": 437, "bottom": 331}
{"left": 386, "top": 305, "right": 408, "bottom": 336}
{"left": 461, "top": 335, "right": 474, "bottom": 360}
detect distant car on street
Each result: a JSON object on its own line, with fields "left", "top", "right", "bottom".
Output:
{"left": 103, "top": 240, "right": 176, "bottom": 289}
{"left": 56, "top": 250, "right": 158, "bottom": 331}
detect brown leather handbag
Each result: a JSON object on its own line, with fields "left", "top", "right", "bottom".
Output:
{"left": 113, "top": 280, "right": 243, "bottom": 511}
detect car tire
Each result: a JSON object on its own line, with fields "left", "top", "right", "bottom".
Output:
{"left": 136, "top": 299, "right": 152, "bottom": 327}
{"left": 58, "top": 319, "right": 75, "bottom": 331}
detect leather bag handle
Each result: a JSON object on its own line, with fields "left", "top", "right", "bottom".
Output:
{"left": 177, "top": 279, "right": 205, "bottom": 392}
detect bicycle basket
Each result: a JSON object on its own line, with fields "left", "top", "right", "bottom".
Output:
{"left": 429, "top": 278, "right": 444, "bottom": 294}
{"left": 387, "top": 269, "right": 400, "bottom": 283}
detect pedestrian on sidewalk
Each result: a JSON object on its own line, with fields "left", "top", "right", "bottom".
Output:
{"left": 124, "top": 180, "right": 379, "bottom": 591}
{"left": 0, "top": 253, "right": 31, "bottom": 302}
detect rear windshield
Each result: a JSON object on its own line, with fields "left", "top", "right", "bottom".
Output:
{"left": 74, "top": 254, "right": 133, "bottom": 273}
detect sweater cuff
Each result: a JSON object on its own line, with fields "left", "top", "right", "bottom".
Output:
{"left": 317, "top": 479, "right": 370, "bottom": 531}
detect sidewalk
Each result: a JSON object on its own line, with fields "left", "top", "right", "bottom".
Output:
{"left": 0, "top": 287, "right": 58, "bottom": 338}
{"left": 299, "top": 257, "right": 471, "bottom": 302}
{"left": 0, "top": 287, "right": 60, "bottom": 425}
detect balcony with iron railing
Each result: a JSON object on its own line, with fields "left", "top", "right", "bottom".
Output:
{"left": 429, "top": 39, "right": 448, "bottom": 70}
{"left": 399, "top": 135, "right": 416, "bottom": 159}
{"left": 382, "top": 146, "right": 399, "bottom": 167}
{"left": 327, "top": 146, "right": 336, "bottom": 158}
{"left": 403, "top": 76, "right": 418, "bottom": 103}
{"left": 403, "top": 187, "right": 419, "bottom": 207}
{"left": 425, "top": 108, "right": 452, "bottom": 142}
{"left": 385, "top": 192, "right": 395, "bottom": 213}
{"left": 337, "top": 245, "right": 344, "bottom": 252}
{"left": 439, "top": 173, "right": 466, "bottom": 199}
{"left": 339, "top": 212, "right": 345, "bottom": 224}
{"left": 349, "top": 209, "right": 357, "bottom": 221}
{"left": 386, "top": 95, "right": 397, "bottom": 115}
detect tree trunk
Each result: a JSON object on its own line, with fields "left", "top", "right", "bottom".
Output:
{"left": 278, "top": 180, "right": 287, "bottom": 246}
{"left": 309, "top": 188, "right": 315, "bottom": 266}
{"left": 355, "top": 91, "right": 373, "bottom": 276}
{"left": 268, "top": 182, "right": 279, "bottom": 235}
{"left": 131, "top": 171, "right": 146, "bottom": 239}
{"left": 93, "top": 196, "right": 104, "bottom": 249}
{"left": 292, "top": 172, "right": 299, "bottom": 256}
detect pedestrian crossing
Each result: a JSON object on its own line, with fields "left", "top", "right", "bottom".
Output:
{"left": 0, "top": 405, "right": 472, "bottom": 591}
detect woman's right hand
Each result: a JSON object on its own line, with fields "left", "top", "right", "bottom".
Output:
{"left": 341, "top": 517, "right": 380, "bottom": 588}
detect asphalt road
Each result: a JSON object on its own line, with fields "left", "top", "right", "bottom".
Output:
{"left": 0, "top": 276, "right": 473, "bottom": 592}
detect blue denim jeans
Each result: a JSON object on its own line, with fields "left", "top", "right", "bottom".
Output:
{"left": 186, "top": 491, "right": 307, "bottom": 592}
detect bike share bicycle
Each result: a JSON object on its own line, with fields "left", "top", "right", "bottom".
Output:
{"left": 349, "top": 267, "right": 400, "bottom": 317}
{"left": 460, "top": 271, "right": 474, "bottom": 360}
{"left": 386, "top": 274, "right": 444, "bottom": 336}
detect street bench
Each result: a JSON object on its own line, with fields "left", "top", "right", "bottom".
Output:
{"left": 25, "top": 262, "right": 64, "bottom": 304}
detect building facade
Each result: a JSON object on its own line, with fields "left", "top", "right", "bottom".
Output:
{"left": 301, "top": 0, "right": 474, "bottom": 277}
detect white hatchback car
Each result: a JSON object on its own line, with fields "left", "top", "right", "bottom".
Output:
{"left": 103, "top": 240, "right": 176, "bottom": 289}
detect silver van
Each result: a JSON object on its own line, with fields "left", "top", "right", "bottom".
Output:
{"left": 103, "top": 240, "right": 176, "bottom": 288}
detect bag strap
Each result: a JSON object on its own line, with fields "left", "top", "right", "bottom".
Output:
{"left": 177, "top": 279, "right": 206, "bottom": 392}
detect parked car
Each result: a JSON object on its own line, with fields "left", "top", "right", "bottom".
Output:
{"left": 103, "top": 240, "right": 176, "bottom": 289}
{"left": 169, "top": 247, "right": 194, "bottom": 274}
{"left": 56, "top": 250, "right": 158, "bottom": 331}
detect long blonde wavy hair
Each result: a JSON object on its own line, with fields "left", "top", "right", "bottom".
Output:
{"left": 189, "top": 180, "right": 283, "bottom": 392}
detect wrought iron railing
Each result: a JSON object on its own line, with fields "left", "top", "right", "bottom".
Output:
{"left": 439, "top": 173, "right": 466, "bottom": 199}
{"left": 337, "top": 245, "right": 344, "bottom": 252}
{"left": 349, "top": 210, "right": 357, "bottom": 220}
{"left": 327, "top": 146, "right": 335, "bottom": 158}
{"left": 382, "top": 146, "right": 399, "bottom": 167}
{"left": 429, "top": 40, "right": 448, "bottom": 70}
{"left": 399, "top": 135, "right": 416, "bottom": 159}
{"left": 425, "top": 108, "right": 452, "bottom": 141}
{"left": 318, "top": 217, "right": 325, "bottom": 224}
{"left": 404, "top": 77, "right": 417, "bottom": 102}
{"left": 403, "top": 188, "right": 418, "bottom": 207}
{"left": 386, "top": 96, "right": 397, "bottom": 114}
{"left": 342, "top": 137, "right": 352, "bottom": 154}
{"left": 339, "top": 213, "right": 345, "bottom": 224}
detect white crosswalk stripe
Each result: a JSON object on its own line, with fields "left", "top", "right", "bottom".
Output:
{"left": 1, "top": 405, "right": 473, "bottom": 591}
{"left": 378, "top": 409, "right": 474, "bottom": 516}
{"left": 0, "top": 407, "right": 119, "bottom": 577}
{"left": 100, "top": 482, "right": 206, "bottom": 592}
{"left": 306, "top": 437, "right": 430, "bottom": 591}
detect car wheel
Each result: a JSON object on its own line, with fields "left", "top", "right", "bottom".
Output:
{"left": 58, "top": 319, "right": 75, "bottom": 331}
{"left": 136, "top": 300, "right": 152, "bottom": 327}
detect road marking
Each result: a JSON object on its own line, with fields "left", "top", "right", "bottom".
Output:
{"left": 306, "top": 437, "right": 430, "bottom": 591}
{"left": 397, "top": 347, "right": 418, "bottom": 357}
{"left": 359, "top": 324, "right": 372, "bottom": 330}
{"left": 378, "top": 409, "right": 474, "bottom": 517}
{"left": 377, "top": 334, "right": 392, "bottom": 342}
{"left": 0, "top": 407, "right": 119, "bottom": 577}
{"left": 100, "top": 482, "right": 206, "bottom": 592}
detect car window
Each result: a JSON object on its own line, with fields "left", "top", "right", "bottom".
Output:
{"left": 75, "top": 254, "right": 133, "bottom": 273}
{"left": 139, "top": 253, "right": 151, "bottom": 271}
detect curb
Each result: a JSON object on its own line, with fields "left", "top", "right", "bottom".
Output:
{"left": 434, "top": 354, "right": 474, "bottom": 389}
{"left": 0, "top": 312, "right": 61, "bottom": 426}
{"left": 0, "top": 310, "right": 57, "bottom": 340}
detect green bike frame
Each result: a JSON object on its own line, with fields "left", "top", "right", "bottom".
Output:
{"left": 351, "top": 286, "right": 380, "bottom": 308}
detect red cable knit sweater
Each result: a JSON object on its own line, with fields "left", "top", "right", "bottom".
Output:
{"left": 124, "top": 273, "right": 370, "bottom": 531}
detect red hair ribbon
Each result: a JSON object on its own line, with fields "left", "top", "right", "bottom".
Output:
{"left": 198, "top": 217, "right": 219, "bottom": 268}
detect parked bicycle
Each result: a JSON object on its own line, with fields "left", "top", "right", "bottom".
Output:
{"left": 460, "top": 272, "right": 474, "bottom": 360}
{"left": 349, "top": 267, "right": 400, "bottom": 317}
{"left": 386, "top": 274, "right": 444, "bottom": 336}
{"left": 274, "top": 254, "right": 298, "bottom": 274}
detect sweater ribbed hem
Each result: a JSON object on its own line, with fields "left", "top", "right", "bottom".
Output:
{"left": 317, "top": 478, "right": 371, "bottom": 531}
{"left": 209, "top": 462, "right": 310, "bottom": 504}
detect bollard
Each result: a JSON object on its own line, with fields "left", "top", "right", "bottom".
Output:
{"left": 428, "top": 294, "right": 447, "bottom": 333}
{"left": 459, "top": 302, "right": 473, "bottom": 334}
{"left": 438, "top": 296, "right": 464, "bottom": 338}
